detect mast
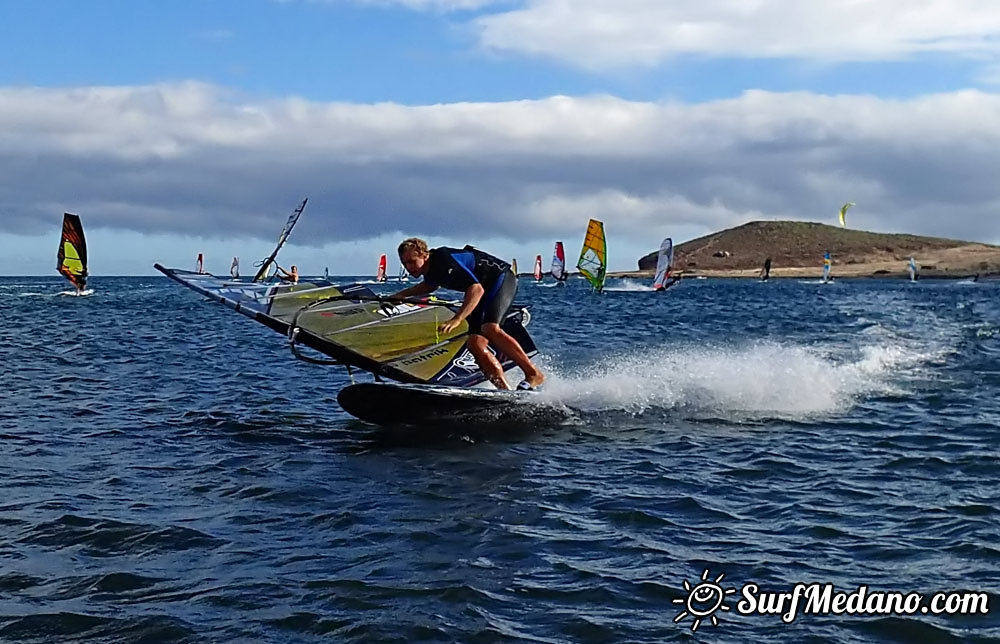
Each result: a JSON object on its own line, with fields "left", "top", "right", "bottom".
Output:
{"left": 253, "top": 197, "right": 308, "bottom": 282}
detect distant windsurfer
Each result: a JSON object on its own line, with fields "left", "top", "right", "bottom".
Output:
{"left": 391, "top": 237, "right": 545, "bottom": 391}
{"left": 759, "top": 257, "right": 772, "bottom": 282}
{"left": 276, "top": 265, "right": 299, "bottom": 284}
{"left": 654, "top": 274, "right": 681, "bottom": 292}
{"left": 57, "top": 213, "right": 88, "bottom": 295}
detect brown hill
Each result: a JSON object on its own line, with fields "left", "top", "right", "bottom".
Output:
{"left": 635, "top": 221, "right": 1000, "bottom": 278}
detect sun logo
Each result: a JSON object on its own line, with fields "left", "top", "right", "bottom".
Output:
{"left": 672, "top": 568, "right": 736, "bottom": 632}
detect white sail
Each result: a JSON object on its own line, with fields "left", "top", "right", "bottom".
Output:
{"left": 652, "top": 238, "right": 674, "bottom": 289}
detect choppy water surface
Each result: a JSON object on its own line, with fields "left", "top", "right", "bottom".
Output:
{"left": 2, "top": 275, "right": 999, "bottom": 643}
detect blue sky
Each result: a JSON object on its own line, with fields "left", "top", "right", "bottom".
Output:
{"left": 3, "top": 0, "right": 1000, "bottom": 275}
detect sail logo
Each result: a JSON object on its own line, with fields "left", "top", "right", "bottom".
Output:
{"left": 377, "top": 303, "right": 422, "bottom": 318}
{"left": 398, "top": 347, "right": 449, "bottom": 366}
{"left": 437, "top": 347, "right": 514, "bottom": 384}
{"left": 452, "top": 350, "right": 479, "bottom": 371}
{"left": 436, "top": 349, "right": 488, "bottom": 381}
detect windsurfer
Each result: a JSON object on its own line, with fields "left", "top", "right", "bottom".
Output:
{"left": 759, "top": 257, "right": 772, "bottom": 281}
{"left": 276, "top": 265, "right": 299, "bottom": 283}
{"left": 391, "top": 237, "right": 545, "bottom": 391}
{"left": 654, "top": 274, "right": 681, "bottom": 292}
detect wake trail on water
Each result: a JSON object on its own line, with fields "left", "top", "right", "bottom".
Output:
{"left": 603, "top": 278, "right": 654, "bottom": 292}
{"left": 533, "top": 339, "right": 939, "bottom": 420}
{"left": 9, "top": 289, "right": 97, "bottom": 297}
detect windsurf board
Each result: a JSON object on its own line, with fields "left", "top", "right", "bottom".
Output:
{"left": 337, "top": 382, "right": 540, "bottom": 425}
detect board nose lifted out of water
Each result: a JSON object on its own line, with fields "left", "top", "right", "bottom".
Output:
{"left": 336, "top": 382, "right": 543, "bottom": 426}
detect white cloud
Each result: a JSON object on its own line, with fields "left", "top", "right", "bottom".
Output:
{"left": 469, "top": 0, "right": 1000, "bottom": 69}
{"left": 2, "top": 82, "right": 1000, "bottom": 266}
{"left": 285, "top": 1, "right": 1000, "bottom": 71}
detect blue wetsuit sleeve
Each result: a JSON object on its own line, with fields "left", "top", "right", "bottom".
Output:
{"left": 451, "top": 251, "right": 478, "bottom": 286}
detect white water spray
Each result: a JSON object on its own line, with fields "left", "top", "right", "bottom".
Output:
{"left": 533, "top": 340, "right": 932, "bottom": 420}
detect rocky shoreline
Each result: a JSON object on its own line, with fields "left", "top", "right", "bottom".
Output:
{"left": 631, "top": 221, "right": 1000, "bottom": 280}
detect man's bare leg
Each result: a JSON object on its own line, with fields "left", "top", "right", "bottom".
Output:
{"left": 467, "top": 334, "right": 511, "bottom": 390}
{"left": 481, "top": 323, "right": 545, "bottom": 388}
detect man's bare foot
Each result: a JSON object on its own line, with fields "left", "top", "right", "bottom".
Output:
{"left": 523, "top": 371, "right": 545, "bottom": 388}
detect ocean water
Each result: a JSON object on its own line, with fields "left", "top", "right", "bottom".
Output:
{"left": 2, "top": 274, "right": 999, "bottom": 643}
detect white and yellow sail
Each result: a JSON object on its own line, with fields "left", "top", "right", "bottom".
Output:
{"left": 839, "top": 202, "right": 855, "bottom": 227}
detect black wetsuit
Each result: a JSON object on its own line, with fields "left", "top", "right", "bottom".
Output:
{"left": 423, "top": 246, "right": 517, "bottom": 335}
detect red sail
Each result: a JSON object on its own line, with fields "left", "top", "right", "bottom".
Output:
{"left": 376, "top": 254, "right": 387, "bottom": 282}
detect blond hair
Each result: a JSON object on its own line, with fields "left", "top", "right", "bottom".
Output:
{"left": 398, "top": 237, "right": 429, "bottom": 257}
